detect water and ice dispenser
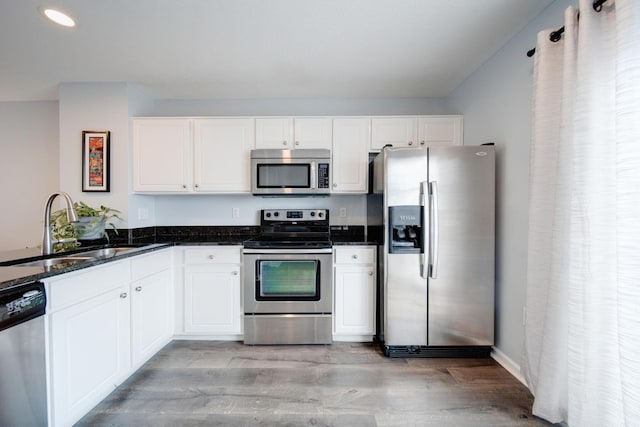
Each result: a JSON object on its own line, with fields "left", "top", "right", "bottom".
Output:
{"left": 388, "top": 206, "right": 423, "bottom": 253}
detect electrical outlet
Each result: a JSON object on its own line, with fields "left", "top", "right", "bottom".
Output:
{"left": 339, "top": 207, "right": 347, "bottom": 218}
{"left": 137, "top": 207, "right": 149, "bottom": 220}
{"left": 232, "top": 207, "right": 240, "bottom": 218}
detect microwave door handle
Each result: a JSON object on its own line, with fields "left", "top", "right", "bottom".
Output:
{"left": 420, "top": 181, "right": 429, "bottom": 279}
{"left": 310, "top": 162, "right": 317, "bottom": 189}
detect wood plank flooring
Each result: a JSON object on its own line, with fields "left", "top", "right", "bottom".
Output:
{"left": 76, "top": 341, "right": 552, "bottom": 427}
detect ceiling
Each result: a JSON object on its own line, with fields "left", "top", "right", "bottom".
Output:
{"left": 0, "top": 0, "right": 554, "bottom": 102}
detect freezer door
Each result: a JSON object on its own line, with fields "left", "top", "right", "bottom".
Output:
{"left": 427, "top": 146, "right": 495, "bottom": 346}
{"left": 381, "top": 146, "right": 429, "bottom": 346}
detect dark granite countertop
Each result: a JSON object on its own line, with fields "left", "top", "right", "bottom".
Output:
{"left": 0, "top": 243, "right": 172, "bottom": 292}
{"left": 1, "top": 224, "right": 377, "bottom": 293}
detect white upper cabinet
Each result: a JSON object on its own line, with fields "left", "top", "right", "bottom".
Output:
{"left": 332, "top": 118, "right": 370, "bottom": 194}
{"left": 417, "top": 116, "right": 463, "bottom": 147}
{"left": 193, "top": 118, "right": 255, "bottom": 192}
{"left": 255, "top": 117, "right": 332, "bottom": 149}
{"left": 371, "top": 117, "right": 418, "bottom": 150}
{"left": 292, "top": 118, "right": 332, "bottom": 149}
{"left": 371, "top": 116, "right": 463, "bottom": 150}
{"left": 132, "top": 118, "right": 191, "bottom": 192}
{"left": 132, "top": 117, "right": 255, "bottom": 193}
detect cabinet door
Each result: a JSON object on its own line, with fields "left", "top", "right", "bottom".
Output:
{"left": 334, "top": 264, "right": 375, "bottom": 337}
{"left": 371, "top": 117, "right": 418, "bottom": 150}
{"left": 293, "top": 118, "right": 332, "bottom": 149}
{"left": 131, "top": 269, "right": 173, "bottom": 367}
{"left": 193, "top": 118, "right": 255, "bottom": 192}
{"left": 255, "top": 118, "right": 293, "bottom": 149}
{"left": 417, "top": 116, "right": 463, "bottom": 147}
{"left": 332, "top": 118, "right": 369, "bottom": 193}
{"left": 132, "top": 118, "right": 192, "bottom": 192}
{"left": 49, "top": 286, "right": 130, "bottom": 427}
{"left": 184, "top": 264, "right": 242, "bottom": 334}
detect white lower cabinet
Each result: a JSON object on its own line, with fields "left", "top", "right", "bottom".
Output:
{"left": 333, "top": 246, "right": 377, "bottom": 341}
{"left": 180, "top": 246, "right": 243, "bottom": 337}
{"left": 47, "top": 261, "right": 131, "bottom": 427}
{"left": 130, "top": 250, "right": 174, "bottom": 368}
{"left": 46, "top": 248, "right": 173, "bottom": 427}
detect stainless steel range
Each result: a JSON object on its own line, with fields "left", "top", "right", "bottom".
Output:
{"left": 243, "top": 209, "right": 332, "bottom": 345}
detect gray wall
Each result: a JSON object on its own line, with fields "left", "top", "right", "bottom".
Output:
{"left": 0, "top": 101, "right": 59, "bottom": 250}
{"left": 446, "top": 0, "right": 577, "bottom": 367}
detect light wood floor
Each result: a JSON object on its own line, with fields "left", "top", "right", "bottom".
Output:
{"left": 76, "top": 341, "right": 551, "bottom": 427}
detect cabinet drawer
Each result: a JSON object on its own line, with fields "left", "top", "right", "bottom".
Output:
{"left": 334, "top": 246, "right": 375, "bottom": 264}
{"left": 131, "top": 248, "right": 172, "bottom": 281}
{"left": 47, "top": 260, "right": 130, "bottom": 312}
{"left": 184, "top": 246, "right": 241, "bottom": 264}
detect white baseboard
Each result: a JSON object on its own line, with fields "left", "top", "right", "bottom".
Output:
{"left": 491, "top": 346, "right": 527, "bottom": 386}
{"left": 173, "top": 335, "right": 243, "bottom": 341}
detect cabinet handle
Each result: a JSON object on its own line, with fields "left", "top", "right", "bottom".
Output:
{"left": 282, "top": 140, "right": 287, "bottom": 146}
{"left": 208, "top": 255, "right": 215, "bottom": 260}
{"left": 232, "top": 271, "right": 239, "bottom": 276}
{"left": 420, "top": 141, "right": 425, "bottom": 146}
{"left": 135, "top": 286, "right": 142, "bottom": 292}
{"left": 352, "top": 254, "right": 358, "bottom": 259}
{"left": 120, "top": 292, "right": 128, "bottom": 299}
{"left": 182, "top": 184, "right": 187, "bottom": 189}
{"left": 369, "top": 271, "right": 374, "bottom": 276}
{"left": 295, "top": 141, "right": 300, "bottom": 146}
{"left": 195, "top": 184, "right": 199, "bottom": 188}
{"left": 408, "top": 141, "right": 413, "bottom": 146}
{"left": 333, "top": 183, "right": 338, "bottom": 188}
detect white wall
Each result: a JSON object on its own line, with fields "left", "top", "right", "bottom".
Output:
{"left": 0, "top": 101, "right": 59, "bottom": 250}
{"left": 58, "top": 83, "right": 131, "bottom": 228}
{"left": 154, "top": 194, "right": 365, "bottom": 226}
{"left": 152, "top": 97, "right": 449, "bottom": 117}
{"left": 446, "top": 0, "right": 577, "bottom": 367}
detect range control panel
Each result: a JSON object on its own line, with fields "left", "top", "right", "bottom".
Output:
{"left": 262, "top": 209, "right": 329, "bottom": 222}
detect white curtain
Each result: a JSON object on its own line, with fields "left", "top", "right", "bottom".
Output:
{"left": 523, "top": 0, "right": 640, "bottom": 425}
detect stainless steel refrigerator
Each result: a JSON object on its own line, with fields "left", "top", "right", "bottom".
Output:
{"left": 368, "top": 145, "right": 495, "bottom": 357}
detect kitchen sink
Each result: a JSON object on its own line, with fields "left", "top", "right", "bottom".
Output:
{"left": 15, "top": 256, "right": 93, "bottom": 268}
{"left": 70, "top": 247, "right": 137, "bottom": 259}
{"left": 1, "top": 244, "right": 156, "bottom": 268}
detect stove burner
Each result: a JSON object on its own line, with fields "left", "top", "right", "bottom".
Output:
{"left": 244, "top": 209, "right": 331, "bottom": 249}
{"left": 243, "top": 239, "right": 332, "bottom": 249}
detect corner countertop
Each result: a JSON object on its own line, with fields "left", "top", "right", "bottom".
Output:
{"left": 0, "top": 243, "right": 172, "bottom": 292}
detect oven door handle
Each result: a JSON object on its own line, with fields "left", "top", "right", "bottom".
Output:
{"left": 242, "top": 248, "right": 333, "bottom": 254}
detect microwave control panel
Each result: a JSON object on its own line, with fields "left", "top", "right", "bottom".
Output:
{"left": 317, "top": 163, "right": 330, "bottom": 189}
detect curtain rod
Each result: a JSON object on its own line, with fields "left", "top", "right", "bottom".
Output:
{"left": 526, "top": 0, "right": 608, "bottom": 57}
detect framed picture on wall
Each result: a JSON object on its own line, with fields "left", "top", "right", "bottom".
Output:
{"left": 82, "top": 130, "right": 110, "bottom": 192}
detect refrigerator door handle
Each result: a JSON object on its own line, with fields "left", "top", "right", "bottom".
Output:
{"left": 420, "top": 181, "right": 429, "bottom": 279}
{"left": 429, "top": 181, "right": 439, "bottom": 279}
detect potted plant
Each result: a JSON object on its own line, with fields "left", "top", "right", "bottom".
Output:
{"left": 51, "top": 201, "right": 122, "bottom": 245}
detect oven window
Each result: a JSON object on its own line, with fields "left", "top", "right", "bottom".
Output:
{"left": 257, "top": 164, "right": 310, "bottom": 188}
{"left": 257, "top": 260, "right": 320, "bottom": 300}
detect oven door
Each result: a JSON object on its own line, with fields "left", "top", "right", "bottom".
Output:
{"left": 243, "top": 248, "right": 333, "bottom": 314}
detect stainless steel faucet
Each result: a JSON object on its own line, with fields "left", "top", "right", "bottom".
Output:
{"left": 42, "top": 192, "right": 79, "bottom": 255}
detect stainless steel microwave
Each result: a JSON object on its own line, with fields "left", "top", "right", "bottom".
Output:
{"left": 251, "top": 149, "right": 331, "bottom": 196}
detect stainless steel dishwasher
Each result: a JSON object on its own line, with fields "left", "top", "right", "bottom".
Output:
{"left": 0, "top": 281, "right": 47, "bottom": 427}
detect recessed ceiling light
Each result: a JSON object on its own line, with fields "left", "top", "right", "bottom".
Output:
{"left": 40, "top": 7, "right": 76, "bottom": 27}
